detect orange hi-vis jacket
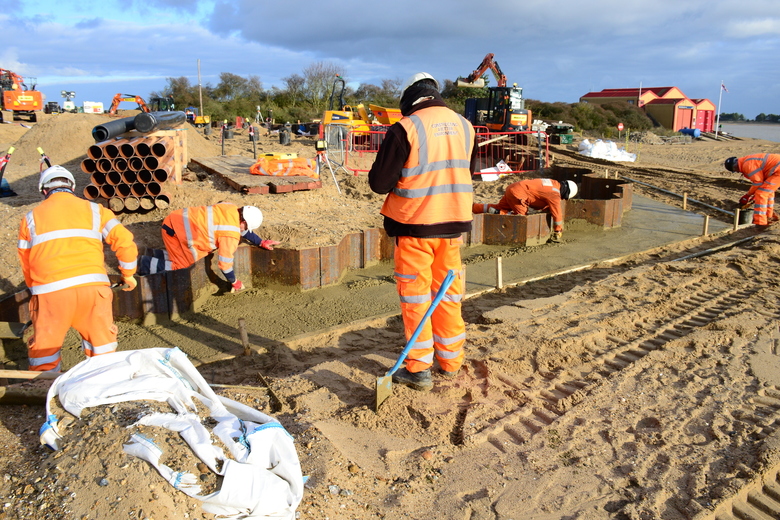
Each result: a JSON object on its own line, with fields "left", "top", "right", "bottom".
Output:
{"left": 163, "top": 202, "right": 241, "bottom": 273}
{"left": 738, "top": 153, "right": 780, "bottom": 224}
{"left": 17, "top": 191, "right": 138, "bottom": 295}
{"left": 480, "top": 178, "right": 566, "bottom": 232}
{"left": 380, "top": 106, "right": 475, "bottom": 226}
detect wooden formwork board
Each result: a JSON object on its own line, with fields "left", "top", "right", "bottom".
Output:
{"left": 147, "top": 128, "right": 188, "bottom": 185}
{"left": 191, "top": 156, "right": 321, "bottom": 194}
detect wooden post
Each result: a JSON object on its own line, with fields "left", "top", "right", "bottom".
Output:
{"left": 496, "top": 256, "right": 503, "bottom": 289}
{"left": 733, "top": 209, "right": 740, "bottom": 230}
{"left": 702, "top": 215, "right": 710, "bottom": 236}
{"left": 238, "top": 318, "right": 251, "bottom": 356}
{"left": 682, "top": 193, "right": 688, "bottom": 211}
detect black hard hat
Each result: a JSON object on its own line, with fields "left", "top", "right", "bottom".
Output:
{"left": 724, "top": 157, "right": 738, "bottom": 172}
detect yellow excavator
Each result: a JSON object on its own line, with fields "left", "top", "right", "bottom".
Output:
{"left": 321, "top": 75, "right": 371, "bottom": 133}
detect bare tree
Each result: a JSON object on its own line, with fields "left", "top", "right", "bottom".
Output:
{"left": 282, "top": 74, "right": 305, "bottom": 108}
{"left": 302, "top": 62, "right": 346, "bottom": 113}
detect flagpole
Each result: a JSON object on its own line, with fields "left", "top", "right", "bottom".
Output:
{"left": 715, "top": 80, "right": 724, "bottom": 139}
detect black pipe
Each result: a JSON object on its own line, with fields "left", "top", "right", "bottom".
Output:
{"left": 134, "top": 111, "right": 186, "bottom": 134}
{"left": 92, "top": 117, "right": 136, "bottom": 142}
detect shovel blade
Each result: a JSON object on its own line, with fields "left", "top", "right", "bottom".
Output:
{"left": 375, "top": 375, "right": 393, "bottom": 412}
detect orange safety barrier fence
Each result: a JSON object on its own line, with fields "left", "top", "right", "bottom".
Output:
{"left": 334, "top": 125, "right": 550, "bottom": 176}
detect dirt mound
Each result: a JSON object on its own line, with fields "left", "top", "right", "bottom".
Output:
{"left": 0, "top": 114, "right": 384, "bottom": 297}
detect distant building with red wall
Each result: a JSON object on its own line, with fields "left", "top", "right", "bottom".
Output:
{"left": 579, "top": 87, "right": 716, "bottom": 132}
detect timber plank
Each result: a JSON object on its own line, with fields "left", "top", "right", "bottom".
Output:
{"left": 190, "top": 155, "right": 320, "bottom": 194}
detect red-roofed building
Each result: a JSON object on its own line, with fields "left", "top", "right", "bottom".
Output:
{"left": 579, "top": 87, "right": 715, "bottom": 132}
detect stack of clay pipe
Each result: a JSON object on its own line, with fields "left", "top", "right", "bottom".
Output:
{"left": 81, "top": 136, "right": 172, "bottom": 213}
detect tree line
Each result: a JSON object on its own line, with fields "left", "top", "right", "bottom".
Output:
{"left": 150, "top": 61, "right": 667, "bottom": 136}
{"left": 718, "top": 113, "right": 780, "bottom": 123}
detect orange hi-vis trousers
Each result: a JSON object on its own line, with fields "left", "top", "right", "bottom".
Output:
{"left": 752, "top": 174, "right": 780, "bottom": 225}
{"left": 393, "top": 236, "right": 466, "bottom": 374}
{"left": 27, "top": 285, "right": 118, "bottom": 372}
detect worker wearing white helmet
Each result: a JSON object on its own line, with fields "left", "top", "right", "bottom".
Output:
{"left": 472, "top": 178, "right": 578, "bottom": 242}
{"left": 18, "top": 165, "right": 139, "bottom": 372}
{"left": 368, "top": 72, "right": 478, "bottom": 392}
{"left": 146, "top": 202, "right": 279, "bottom": 292}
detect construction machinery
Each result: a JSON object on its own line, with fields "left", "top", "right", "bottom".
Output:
{"left": 107, "top": 94, "right": 151, "bottom": 115}
{"left": 108, "top": 94, "right": 174, "bottom": 115}
{"left": 0, "top": 69, "right": 44, "bottom": 123}
{"left": 322, "top": 75, "right": 371, "bottom": 132}
{"left": 61, "top": 90, "right": 77, "bottom": 112}
{"left": 185, "top": 106, "right": 211, "bottom": 128}
{"left": 148, "top": 95, "right": 175, "bottom": 112}
{"left": 456, "top": 53, "right": 532, "bottom": 132}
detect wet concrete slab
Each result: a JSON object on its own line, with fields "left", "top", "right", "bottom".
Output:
{"left": 459, "top": 194, "right": 732, "bottom": 292}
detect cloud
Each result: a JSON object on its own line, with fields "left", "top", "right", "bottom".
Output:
{"left": 727, "top": 18, "right": 780, "bottom": 37}
{"left": 2, "top": 0, "right": 779, "bottom": 118}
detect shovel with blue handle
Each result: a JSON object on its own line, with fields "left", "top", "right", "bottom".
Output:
{"left": 375, "top": 269, "right": 456, "bottom": 412}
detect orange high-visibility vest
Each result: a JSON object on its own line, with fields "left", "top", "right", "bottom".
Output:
{"left": 17, "top": 192, "right": 138, "bottom": 295}
{"left": 506, "top": 179, "right": 565, "bottom": 231}
{"left": 164, "top": 202, "right": 241, "bottom": 272}
{"left": 380, "top": 106, "right": 474, "bottom": 226}
{"left": 738, "top": 154, "right": 780, "bottom": 225}
{"left": 739, "top": 154, "right": 780, "bottom": 188}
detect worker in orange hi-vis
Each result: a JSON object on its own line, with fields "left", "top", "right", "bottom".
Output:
{"left": 472, "top": 178, "right": 578, "bottom": 243}
{"left": 369, "top": 72, "right": 478, "bottom": 392}
{"left": 17, "top": 165, "right": 139, "bottom": 372}
{"left": 724, "top": 154, "right": 780, "bottom": 227}
{"left": 149, "top": 203, "right": 278, "bottom": 293}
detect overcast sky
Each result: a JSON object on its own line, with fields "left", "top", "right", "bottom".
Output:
{"left": 2, "top": 0, "right": 778, "bottom": 119}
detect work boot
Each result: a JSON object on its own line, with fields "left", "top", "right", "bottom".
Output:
{"left": 439, "top": 367, "right": 461, "bottom": 379}
{"left": 392, "top": 368, "right": 433, "bottom": 392}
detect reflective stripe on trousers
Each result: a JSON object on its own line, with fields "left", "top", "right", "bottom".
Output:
{"left": 393, "top": 236, "right": 466, "bottom": 373}
{"left": 752, "top": 175, "right": 779, "bottom": 225}
{"left": 27, "top": 285, "right": 118, "bottom": 372}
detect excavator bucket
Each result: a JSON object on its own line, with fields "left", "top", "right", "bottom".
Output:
{"left": 456, "top": 78, "right": 486, "bottom": 88}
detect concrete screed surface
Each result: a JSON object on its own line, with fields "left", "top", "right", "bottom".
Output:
{"left": 14, "top": 193, "right": 732, "bottom": 371}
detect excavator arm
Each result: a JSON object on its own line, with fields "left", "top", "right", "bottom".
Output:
{"left": 456, "top": 53, "right": 508, "bottom": 88}
{"left": 107, "top": 93, "right": 151, "bottom": 115}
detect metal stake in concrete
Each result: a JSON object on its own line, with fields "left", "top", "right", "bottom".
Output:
{"left": 238, "top": 317, "right": 251, "bottom": 356}
{"left": 702, "top": 215, "right": 709, "bottom": 236}
{"left": 682, "top": 193, "right": 688, "bottom": 211}
{"left": 496, "top": 256, "right": 503, "bottom": 289}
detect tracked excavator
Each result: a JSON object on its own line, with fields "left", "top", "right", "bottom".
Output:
{"left": 456, "top": 53, "right": 532, "bottom": 132}
{"left": 107, "top": 94, "right": 174, "bottom": 115}
{"left": 0, "top": 69, "right": 44, "bottom": 123}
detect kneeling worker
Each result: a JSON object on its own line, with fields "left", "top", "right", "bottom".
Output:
{"left": 18, "top": 165, "right": 138, "bottom": 372}
{"left": 724, "top": 154, "right": 780, "bottom": 227}
{"left": 141, "top": 203, "right": 279, "bottom": 292}
{"left": 472, "top": 178, "right": 578, "bottom": 242}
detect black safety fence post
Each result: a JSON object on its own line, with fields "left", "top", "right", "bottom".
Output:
{"left": 249, "top": 125, "right": 257, "bottom": 159}
{"left": 221, "top": 121, "right": 228, "bottom": 156}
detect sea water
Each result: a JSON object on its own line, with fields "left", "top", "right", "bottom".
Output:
{"left": 719, "top": 123, "right": 780, "bottom": 143}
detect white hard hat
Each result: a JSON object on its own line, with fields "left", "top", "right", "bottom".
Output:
{"left": 566, "top": 180, "right": 578, "bottom": 199}
{"left": 242, "top": 206, "right": 263, "bottom": 231}
{"left": 39, "top": 165, "right": 76, "bottom": 192}
{"left": 401, "top": 72, "right": 440, "bottom": 96}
